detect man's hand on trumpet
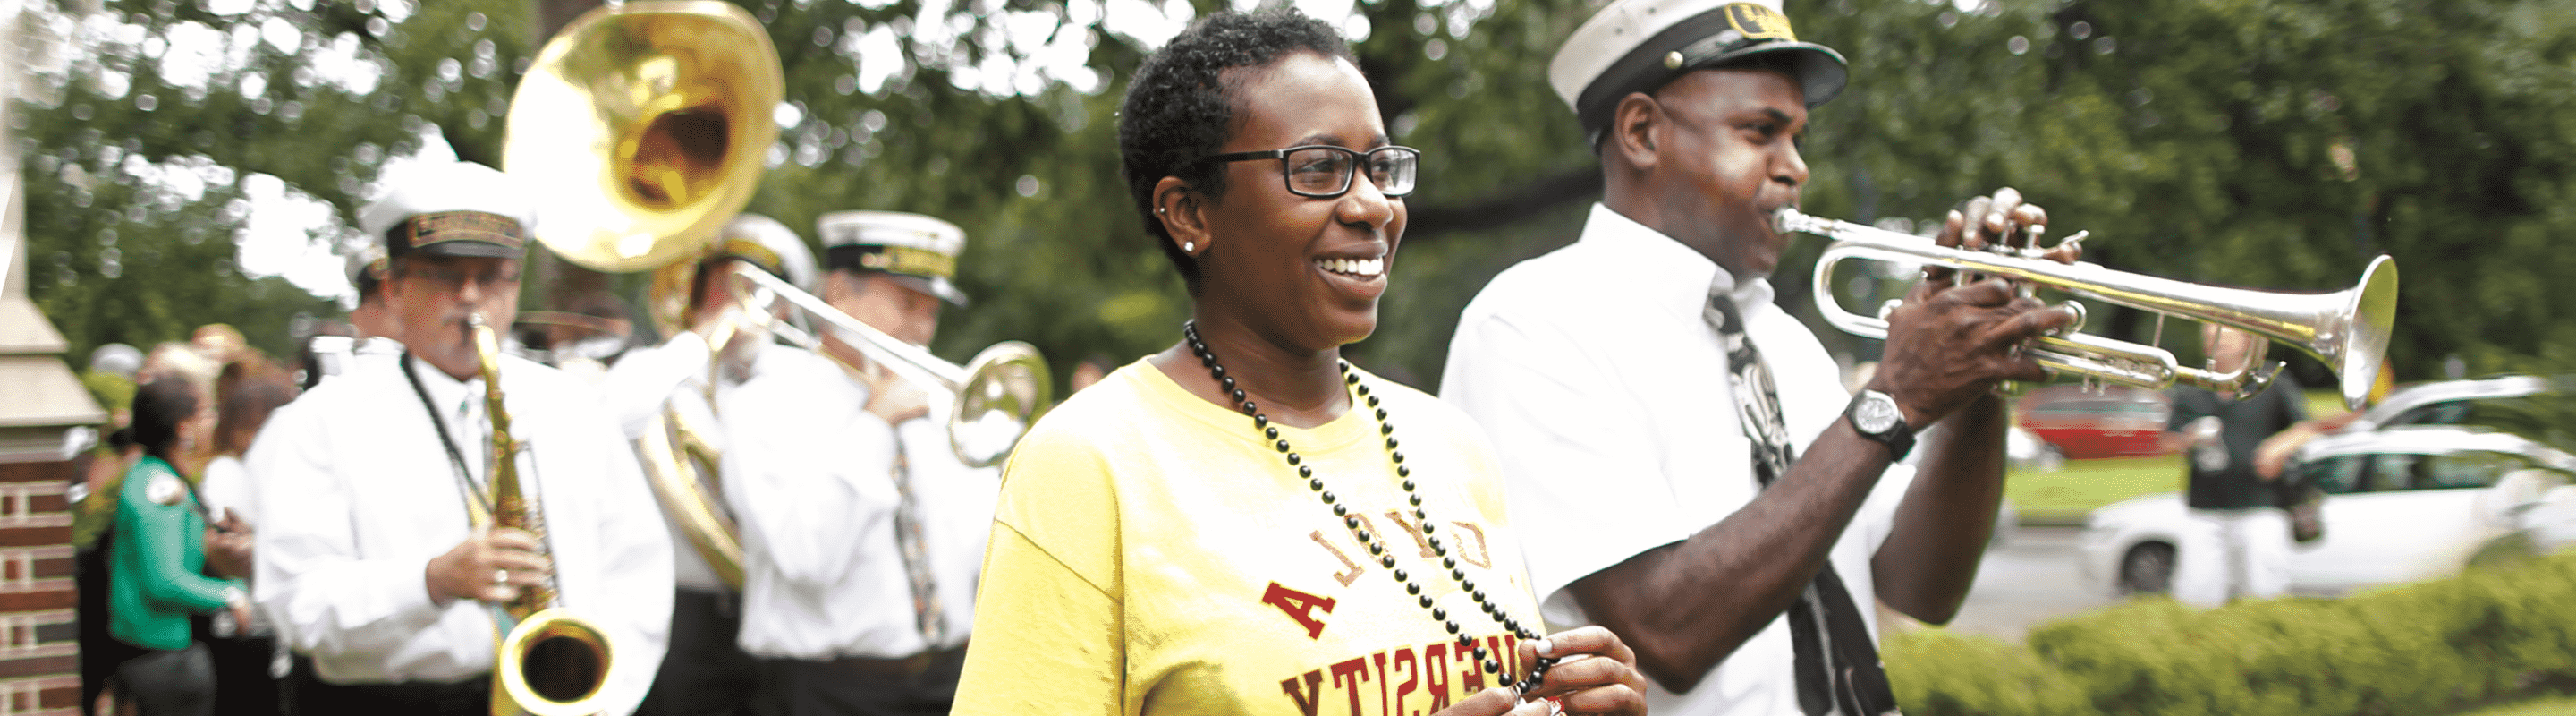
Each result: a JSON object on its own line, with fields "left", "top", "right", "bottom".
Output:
{"left": 1868, "top": 187, "right": 2084, "bottom": 428}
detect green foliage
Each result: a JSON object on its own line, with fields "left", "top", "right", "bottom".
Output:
{"left": 78, "top": 368, "right": 134, "bottom": 419}
{"left": 1886, "top": 551, "right": 2576, "bottom": 715}
{"left": 20, "top": 0, "right": 2576, "bottom": 393}
{"left": 1885, "top": 628, "right": 2088, "bottom": 716}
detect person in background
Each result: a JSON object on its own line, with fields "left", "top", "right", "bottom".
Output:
{"left": 196, "top": 359, "right": 301, "bottom": 716}
{"left": 2160, "top": 324, "right": 2308, "bottom": 607}
{"left": 608, "top": 213, "right": 819, "bottom": 716}
{"left": 110, "top": 378, "right": 256, "bottom": 716}
{"left": 248, "top": 160, "right": 672, "bottom": 715}
{"left": 716, "top": 209, "right": 986, "bottom": 716}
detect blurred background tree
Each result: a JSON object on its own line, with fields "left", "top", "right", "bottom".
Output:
{"left": 14, "top": 0, "right": 2574, "bottom": 391}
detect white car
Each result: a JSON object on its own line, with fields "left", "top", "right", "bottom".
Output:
{"left": 2339, "top": 375, "right": 2555, "bottom": 433}
{"left": 2076, "top": 426, "right": 2576, "bottom": 597}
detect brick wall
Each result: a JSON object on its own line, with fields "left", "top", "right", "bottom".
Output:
{"left": 0, "top": 461, "right": 80, "bottom": 716}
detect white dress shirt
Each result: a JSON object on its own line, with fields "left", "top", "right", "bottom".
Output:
{"left": 1442, "top": 203, "right": 1914, "bottom": 716}
{"left": 719, "top": 354, "right": 996, "bottom": 660}
{"left": 602, "top": 332, "right": 805, "bottom": 592}
{"left": 248, "top": 353, "right": 674, "bottom": 715}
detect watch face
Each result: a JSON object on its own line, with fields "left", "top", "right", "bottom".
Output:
{"left": 1856, "top": 393, "right": 1902, "bottom": 434}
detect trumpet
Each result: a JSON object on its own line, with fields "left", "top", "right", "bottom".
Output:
{"left": 1780, "top": 208, "right": 2399, "bottom": 409}
{"left": 466, "top": 316, "right": 620, "bottom": 716}
{"left": 728, "top": 267, "right": 1051, "bottom": 467}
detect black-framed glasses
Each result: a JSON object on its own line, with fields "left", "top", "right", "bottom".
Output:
{"left": 1195, "top": 145, "right": 1421, "bottom": 199}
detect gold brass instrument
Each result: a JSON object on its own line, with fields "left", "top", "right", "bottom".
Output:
{"left": 503, "top": 0, "right": 781, "bottom": 272}
{"left": 504, "top": 1, "right": 1052, "bottom": 470}
{"left": 729, "top": 267, "right": 1052, "bottom": 467}
{"left": 503, "top": 0, "right": 783, "bottom": 591}
{"left": 1781, "top": 208, "right": 2399, "bottom": 409}
{"left": 467, "top": 315, "right": 619, "bottom": 716}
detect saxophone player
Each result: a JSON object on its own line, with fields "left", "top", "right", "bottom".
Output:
{"left": 248, "top": 160, "right": 674, "bottom": 716}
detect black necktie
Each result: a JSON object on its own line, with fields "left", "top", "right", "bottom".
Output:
{"left": 1705, "top": 286, "right": 1901, "bottom": 716}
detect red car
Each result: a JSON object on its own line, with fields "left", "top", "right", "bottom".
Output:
{"left": 2016, "top": 385, "right": 2175, "bottom": 459}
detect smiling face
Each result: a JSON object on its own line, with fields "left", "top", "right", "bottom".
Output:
{"left": 1635, "top": 67, "right": 1810, "bottom": 278}
{"left": 1180, "top": 51, "right": 1405, "bottom": 354}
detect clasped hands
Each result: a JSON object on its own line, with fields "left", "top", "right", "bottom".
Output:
{"left": 1868, "top": 187, "right": 2086, "bottom": 429}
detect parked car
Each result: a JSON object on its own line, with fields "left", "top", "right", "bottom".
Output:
{"left": 2076, "top": 426, "right": 2576, "bottom": 597}
{"left": 2016, "top": 385, "right": 2174, "bottom": 458}
{"left": 2338, "top": 374, "right": 2555, "bottom": 434}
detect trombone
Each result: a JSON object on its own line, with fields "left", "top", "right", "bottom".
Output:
{"left": 1780, "top": 208, "right": 2399, "bottom": 409}
{"left": 726, "top": 267, "right": 1051, "bottom": 467}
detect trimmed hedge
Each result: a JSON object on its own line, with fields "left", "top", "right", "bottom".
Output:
{"left": 1886, "top": 551, "right": 2576, "bottom": 716}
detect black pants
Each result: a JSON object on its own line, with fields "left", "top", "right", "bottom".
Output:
{"left": 115, "top": 643, "right": 214, "bottom": 716}
{"left": 638, "top": 588, "right": 760, "bottom": 716}
{"left": 202, "top": 634, "right": 280, "bottom": 716}
{"left": 750, "top": 644, "right": 967, "bottom": 716}
{"left": 288, "top": 669, "right": 490, "bottom": 716}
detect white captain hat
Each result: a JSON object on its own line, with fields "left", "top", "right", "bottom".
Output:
{"left": 1551, "top": 0, "right": 1848, "bottom": 141}
{"left": 818, "top": 210, "right": 970, "bottom": 306}
{"left": 712, "top": 214, "right": 818, "bottom": 293}
{"left": 356, "top": 160, "right": 534, "bottom": 260}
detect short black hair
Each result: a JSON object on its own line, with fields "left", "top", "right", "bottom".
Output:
{"left": 1118, "top": 9, "right": 1353, "bottom": 295}
{"left": 130, "top": 377, "right": 199, "bottom": 462}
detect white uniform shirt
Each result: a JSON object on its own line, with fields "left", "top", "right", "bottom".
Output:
{"left": 248, "top": 353, "right": 674, "bottom": 714}
{"left": 602, "top": 333, "right": 808, "bottom": 592}
{"left": 199, "top": 455, "right": 255, "bottom": 526}
{"left": 1441, "top": 204, "right": 1913, "bottom": 716}
{"left": 720, "top": 355, "right": 996, "bottom": 660}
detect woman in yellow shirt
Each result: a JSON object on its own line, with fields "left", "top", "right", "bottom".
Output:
{"left": 951, "top": 10, "right": 1648, "bottom": 716}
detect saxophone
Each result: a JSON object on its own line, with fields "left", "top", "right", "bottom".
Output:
{"left": 468, "top": 315, "right": 620, "bottom": 716}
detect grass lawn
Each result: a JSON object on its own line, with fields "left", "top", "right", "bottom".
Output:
{"left": 2006, "top": 455, "right": 2182, "bottom": 524}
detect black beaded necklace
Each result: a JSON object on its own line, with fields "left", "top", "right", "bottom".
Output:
{"left": 1184, "top": 321, "right": 1556, "bottom": 695}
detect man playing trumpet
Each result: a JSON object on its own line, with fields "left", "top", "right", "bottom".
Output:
{"left": 250, "top": 160, "right": 673, "bottom": 716}
{"left": 1442, "top": 1, "right": 2079, "bottom": 714}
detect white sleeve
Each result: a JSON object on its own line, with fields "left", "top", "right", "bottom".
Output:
{"left": 720, "top": 367, "right": 899, "bottom": 589}
{"left": 560, "top": 392, "right": 675, "bottom": 716}
{"left": 1441, "top": 312, "right": 1696, "bottom": 626}
{"left": 247, "top": 401, "right": 449, "bottom": 658}
{"left": 600, "top": 334, "right": 712, "bottom": 439}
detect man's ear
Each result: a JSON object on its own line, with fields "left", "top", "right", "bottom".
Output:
{"left": 1609, "top": 92, "right": 1663, "bottom": 171}
{"left": 1151, "top": 175, "right": 1214, "bottom": 256}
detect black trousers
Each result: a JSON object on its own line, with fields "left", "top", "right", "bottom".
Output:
{"left": 202, "top": 634, "right": 280, "bottom": 716}
{"left": 638, "top": 587, "right": 760, "bottom": 716}
{"left": 116, "top": 643, "right": 214, "bottom": 716}
{"left": 750, "top": 644, "right": 967, "bottom": 716}
{"left": 288, "top": 669, "right": 490, "bottom": 716}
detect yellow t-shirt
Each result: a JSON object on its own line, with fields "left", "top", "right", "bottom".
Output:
{"left": 953, "top": 359, "right": 1544, "bottom": 716}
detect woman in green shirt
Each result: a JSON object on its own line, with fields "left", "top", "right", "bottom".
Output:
{"left": 108, "top": 378, "right": 251, "bottom": 716}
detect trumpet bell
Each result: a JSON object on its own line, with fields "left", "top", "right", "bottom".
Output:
{"left": 504, "top": 1, "right": 784, "bottom": 272}
{"left": 496, "top": 608, "right": 619, "bottom": 716}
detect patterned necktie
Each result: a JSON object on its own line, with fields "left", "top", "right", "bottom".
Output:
{"left": 888, "top": 437, "right": 946, "bottom": 644}
{"left": 1705, "top": 285, "right": 1902, "bottom": 716}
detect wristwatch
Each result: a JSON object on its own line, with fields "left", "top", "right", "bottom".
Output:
{"left": 1846, "top": 389, "right": 1916, "bottom": 461}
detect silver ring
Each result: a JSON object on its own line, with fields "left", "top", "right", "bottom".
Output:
{"left": 493, "top": 568, "right": 509, "bottom": 585}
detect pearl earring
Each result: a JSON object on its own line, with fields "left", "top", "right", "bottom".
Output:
{"left": 1183, "top": 241, "right": 1196, "bottom": 252}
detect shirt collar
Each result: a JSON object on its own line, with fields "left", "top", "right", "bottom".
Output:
{"left": 1580, "top": 203, "right": 1777, "bottom": 315}
{"left": 404, "top": 353, "right": 486, "bottom": 417}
